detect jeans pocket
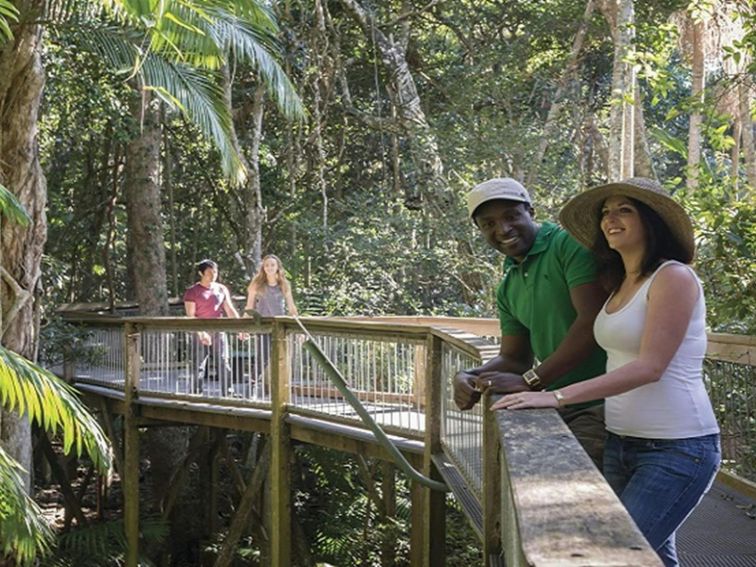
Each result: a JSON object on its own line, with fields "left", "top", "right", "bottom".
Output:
{"left": 648, "top": 440, "right": 705, "bottom": 466}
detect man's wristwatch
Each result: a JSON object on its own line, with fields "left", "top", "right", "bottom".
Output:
{"left": 522, "top": 368, "right": 542, "bottom": 389}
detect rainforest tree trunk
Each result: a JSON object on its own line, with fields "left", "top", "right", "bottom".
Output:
{"left": 123, "top": 90, "right": 169, "bottom": 315}
{"left": 339, "top": 0, "right": 445, "bottom": 207}
{"left": 0, "top": 0, "right": 47, "bottom": 494}
{"left": 687, "top": 17, "right": 705, "bottom": 190}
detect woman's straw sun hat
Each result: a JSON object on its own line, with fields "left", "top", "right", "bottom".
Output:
{"left": 558, "top": 177, "right": 695, "bottom": 259}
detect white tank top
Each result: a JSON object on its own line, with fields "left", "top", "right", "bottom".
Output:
{"left": 594, "top": 261, "right": 719, "bottom": 439}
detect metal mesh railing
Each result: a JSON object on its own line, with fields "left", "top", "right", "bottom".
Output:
{"left": 75, "top": 327, "right": 124, "bottom": 386}
{"left": 289, "top": 331, "right": 426, "bottom": 435}
{"left": 705, "top": 358, "right": 755, "bottom": 481}
{"left": 137, "top": 328, "right": 274, "bottom": 403}
{"left": 440, "top": 342, "right": 484, "bottom": 498}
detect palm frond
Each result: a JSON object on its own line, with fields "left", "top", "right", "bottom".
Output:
{"left": 0, "top": 0, "right": 19, "bottom": 42}
{"left": 0, "top": 346, "right": 111, "bottom": 472}
{"left": 70, "top": 25, "right": 142, "bottom": 76}
{"left": 204, "top": 7, "right": 304, "bottom": 120}
{"left": 140, "top": 55, "right": 246, "bottom": 183}
{"left": 0, "top": 447, "right": 53, "bottom": 565}
{"left": 0, "top": 184, "right": 31, "bottom": 227}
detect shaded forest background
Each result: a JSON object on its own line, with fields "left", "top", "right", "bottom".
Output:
{"left": 38, "top": 0, "right": 755, "bottom": 332}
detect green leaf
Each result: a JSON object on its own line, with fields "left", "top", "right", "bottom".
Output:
{"left": 0, "top": 184, "right": 31, "bottom": 227}
{"left": 0, "top": 0, "right": 19, "bottom": 42}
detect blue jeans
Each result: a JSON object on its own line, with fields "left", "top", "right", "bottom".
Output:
{"left": 603, "top": 432, "right": 720, "bottom": 567}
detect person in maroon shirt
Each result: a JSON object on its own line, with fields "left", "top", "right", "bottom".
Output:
{"left": 183, "top": 259, "right": 243, "bottom": 394}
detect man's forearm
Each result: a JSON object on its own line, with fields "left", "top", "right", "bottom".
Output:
{"left": 532, "top": 320, "right": 598, "bottom": 387}
{"left": 470, "top": 354, "right": 530, "bottom": 376}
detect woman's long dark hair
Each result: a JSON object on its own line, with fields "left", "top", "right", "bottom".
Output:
{"left": 592, "top": 198, "right": 692, "bottom": 293}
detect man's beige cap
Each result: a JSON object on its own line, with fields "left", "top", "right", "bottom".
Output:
{"left": 467, "top": 178, "right": 532, "bottom": 218}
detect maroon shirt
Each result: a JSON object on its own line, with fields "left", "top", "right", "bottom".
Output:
{"left": 183, "top": 282, "right": 231, "bottom": 318}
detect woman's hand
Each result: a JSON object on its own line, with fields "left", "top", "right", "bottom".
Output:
{"left": 490, "top": 391, "right": 559, "bottom": 410}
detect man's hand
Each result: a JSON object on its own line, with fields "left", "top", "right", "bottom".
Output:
{"left": 454, "top": 370, "right": 482, "bottom": 410}
{"left": 198, "top": 331, "right": 212, "bottom": 346}
{"left": 473, "top": 371, "right": 530, "bottom": 394}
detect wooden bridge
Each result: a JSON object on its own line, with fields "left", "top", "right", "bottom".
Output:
{"left": 52, "top": 310, "right": 756, "bottom": 566}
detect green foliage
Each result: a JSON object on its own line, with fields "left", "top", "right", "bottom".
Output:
{"left": 38, "top": 318, "right": 109, "bottom": 368}
{"left": 0, "top": 347, "right": 112, "bottom": 564}
{"left": 0, "top": 448, "right": 53, "bottom": 565}
{"left": 0, "top": 0, "right": 18, "bottom": 42}
{"left": 41, "top": 517, "right": 168, "bottom": 567}
{"left": 0, "top": 183, "right": 31, "bottom": 226}
{"left": 680, "top": 180, "right": 756, "bottom": 333}
{"left": 0, "top": 346, "right": 111, "bottom": 471}
{"left": 295, "top": 446, "right": 412, "bottom": 565}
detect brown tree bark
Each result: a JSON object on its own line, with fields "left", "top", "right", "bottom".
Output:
{"left": 527, "top": 0, "right": 596, "bottom": 188}
{"left": 601, "top": 0, "right": 636, "bottom": 181}
{"left": 739, "top": 80, "right": 756, "bottom": 190}
{"left": 687, "top": 18, "right": 705, "bottom": 190}
{"left": 0, "top": 0, "right": 47, "bottom": 493}
{"left": 338, "top": 0, "right": 445, "bottom": 207}
{"left": 123, "top": 90, "right": 169, "bottom": 315}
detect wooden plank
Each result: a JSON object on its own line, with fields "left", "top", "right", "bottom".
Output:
{"left": 123, "top": 324, "right": 141, "bottom": 567}
{"left": 289, "top": 422, "right": 423, "bottom": 468}
{"left": 421, "top": 334, "right": 445, "bottom": 567}
{"left": 137, "top": 403, "right": 272, "bottom": 433}
{"left": 270, "top": 321, "right": 291, "bottom": 567}
{"left": 482, "top": 393, "right": 501, "bottom": 565}
{"left": 706, "top": 333, "right": 755, "bottom": 364}
{"left": 716, "top": 469, "right": 756, "bottom": 500}
{"left": 495, "top": 409, "right": 662, "bottom": 566}
{"left": 290, "top": 383, "right": 417, "bottom": 405}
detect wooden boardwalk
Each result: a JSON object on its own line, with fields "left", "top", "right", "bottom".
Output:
{"left": 75, "top": 376, "right": 756, "bottom": 566}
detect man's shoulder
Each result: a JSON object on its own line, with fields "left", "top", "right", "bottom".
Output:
{"left": 183, "top": 282, "right": 200, "bottom": 299}
{"left": 543, "top": 223, "right": 593, "bottom": 257}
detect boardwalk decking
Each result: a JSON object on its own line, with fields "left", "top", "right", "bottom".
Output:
{"left": 75, "top": 374, "right": 756, "bottom": 566}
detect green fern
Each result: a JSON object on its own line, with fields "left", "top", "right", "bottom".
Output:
{"left": 0, "top": 184, "right": 30, "bottom": 227}
{"left": 0, "top": 447, "right": 53, "bottom": 564}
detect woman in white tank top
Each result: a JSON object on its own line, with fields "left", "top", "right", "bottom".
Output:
{"left": 492, "top": 178, "right": 720, "bottom": 567}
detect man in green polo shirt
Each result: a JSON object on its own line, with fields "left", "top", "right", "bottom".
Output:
{"left": 454, "top": 177, "right": 608, "bottom": 466}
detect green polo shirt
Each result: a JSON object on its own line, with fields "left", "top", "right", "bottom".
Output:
{"left": 496, "top": 222, "right": 606, "bottom": 398}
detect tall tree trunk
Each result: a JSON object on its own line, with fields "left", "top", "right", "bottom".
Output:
{"left": 338, "top": 0, "right": 445, "bottom": 207}
{"left": 0, "top": 0, "right": 47, "bottom": 493}
{"left": 739, "top": 80, "right": 756, "bottom": 191}
{"left": 687, "top": 17, "right": 705, "bottom": 190}
{"left": 602, "top": 0, "right": 636, "bottom": 181}
{"left": 527, "top": 0, "right": 595, "bottom": 188}
{"left": 224, "top": 67, "right": 264, "bottom": 276}
{"left": 633, "top": 86, "right": 656, "bottom": 179}
{"left": 123, "top": 90, "right": 169, "bottom": 315}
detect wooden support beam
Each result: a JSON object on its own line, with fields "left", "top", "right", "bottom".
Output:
{"left": 420, "top": 334, "right": 445, "bottom": 566}
{"left": 213, "top": 441, "right": 271, "bottom": 567}
{"left": 38, "top": 432, "right": 87, "bottom": 527}
{"left": 99, "top": 397, "right": 124, "bottom": 476}
{"left": 410, "top": 479, "right": 425, "bottom": 566}
{"left": 483, "top": 392, "right": 502, "bottom": 565}
{"left": 123, "top": 323, "right": 141, "bottom": 567}
{"left": 161, "top": 427, "right": 211, "bottom": 519}
{"left": 207, "top": 429, "right": 222, "bottom": 535}
{"left": 270, "top": 320, "right": 292, "bottom": 567}
{"left": 65, "top": 463, "right": 95, "bottom": 530}
{"left": 219, "top": 434, "right": 270, "bottom": 546}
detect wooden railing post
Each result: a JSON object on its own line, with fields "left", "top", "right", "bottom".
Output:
{"left": 419, "top": 333, "right": 445, "bottom": 566}
{"left": 270, "top": 320, "right": 292, "bottom": 567}
{"left": 483, "top": 392, "right": 502, "bottom": 565}
{"left": 123, "top": 322, "right": 141, "bottom": 567}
